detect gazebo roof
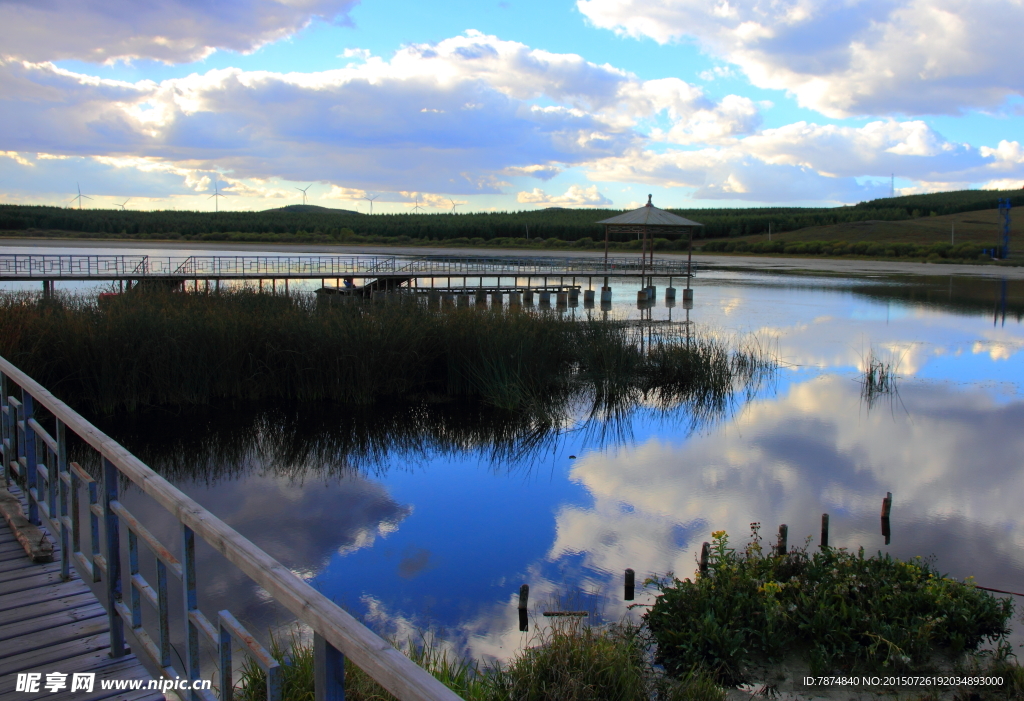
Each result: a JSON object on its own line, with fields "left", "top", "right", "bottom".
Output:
{"left": 596, "top": 195, "right": 703, "bottom": 227}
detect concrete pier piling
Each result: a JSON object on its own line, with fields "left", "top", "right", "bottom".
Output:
{"left": 508, "top": 291, "right": 521, "bottom": 306}
{"left": 600, "top": 287, "right": 612, "bottom": 303}
{"left": 524, "top": 290, "right": 535, "bottom": 305}
{"left": 637, "top": 289, "right": 648, "bottom": 303}
{"left": 665, "top": 287, "right": 676, "bottom": 302}
{"left": 457, "top": 293, "right": 470, "bottom": 308}
{"left": 491, "top": 291, "right": 503, "bottom": 306}
{"left": 568, "top": 288, "right": 580, "bottom": 305}
{"left": 539, "top": 291, "right": 552, "bottom": 305}
{"left": 475, "top": 289, "right": 488, "bottom": 306}
{"left": 683, "top": 288, "right": 694, "bottom": 302}
{"left": 583, "top": 289, "right": 595, "bottom": 306}
{"left": 556, "top": 290, "right": 568, "bottom": 306}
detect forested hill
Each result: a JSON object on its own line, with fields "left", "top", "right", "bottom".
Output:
{"left": 1, "top": 189, "right": 1021, "bottom": 244}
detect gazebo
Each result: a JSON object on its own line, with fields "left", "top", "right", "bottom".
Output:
{"left": 596, "top": 195, "right": 703, "bottom": 292}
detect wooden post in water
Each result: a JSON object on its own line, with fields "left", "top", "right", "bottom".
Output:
{"left": 518, "top": 584, "right": 529, "bottom": 632}
{"left": 820, "top": 513, "right": 829, "bottom": 550}
{"left": 881, "top": 492, "right": 892, "bottom": 545}
{"left": 777, "top": 524, "right": 788, "bottom": 556}
{"left": 699, "top": 542, "right": 710, "bottom": 575}
{"left": 624, "top": 568, "right": 635, "bottom": 601}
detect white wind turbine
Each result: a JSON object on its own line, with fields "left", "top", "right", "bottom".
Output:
{"left": 115, "top": 198, "right": 131, "bottom": 210}
{"left": 69, "top": 183, "right": 92, "bottom": 210}
{"left": 296, "top": 184, "right": 313, "bottom": 206}
{"left": 449, "top": 198, "right": 461, "bottom": 214}
{"left": 363, "top": 194, "right": 378, "bottom": 215}
{"left": 209, "top": 180, "right": 225, "bottom": 212}
{"left": 412, "top": 197, "right": 425, "bottom": 213}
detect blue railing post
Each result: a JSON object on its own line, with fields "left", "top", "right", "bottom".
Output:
{"left": 0, "top": 372, "right": 8, "bottom": 486}
{"left": 182, "top": 524, "right": 202, "bottom": 700}
{"left": 21, "top": 389, "right": 39, "bottom": 525}
{"left": 57, "top": 419, "right": 71, "bottom": 580}
{"left": 315, "top": 633, "right": 346, "bottom": 701}
{"left": 102, "top": 457, "right": 127, "bottom": 657}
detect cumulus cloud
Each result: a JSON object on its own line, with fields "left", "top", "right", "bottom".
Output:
{"left": 0, "top": 32, "right": 764, "bottom": 198}
{"left": 585, "top": 121, "right": 1021, "bottom": 202}
{"left": 0, "top": 0, "right": 359, "bottom": 64}
{"left": 577, "top": 0, "right": 1024, "bottom": 117}
{"left": 517, "top": 184, "right": 613, "bottom": 206}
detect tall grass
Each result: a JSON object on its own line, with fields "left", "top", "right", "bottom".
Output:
{"left": 231, "top": 620, "right": 707, "bottom": 701}
{"left": 0, "top": 290, "right": 774, "bottom": 416}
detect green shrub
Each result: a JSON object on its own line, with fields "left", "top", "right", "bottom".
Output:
{"left": 645, "top": 528, "right": 1013, "bottom": 686}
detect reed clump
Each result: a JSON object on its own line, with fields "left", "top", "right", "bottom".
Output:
{"left": 644, "top": 527, "right": 1014, "bottom": 687}
{"left": 0, "top": 290, "right": 772, "bottom": 415}
{"left": 233, "top": 620, "right": 713, "bottom": 701}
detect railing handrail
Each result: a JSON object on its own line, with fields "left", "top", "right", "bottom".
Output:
{"left": 0, "top": 354, "right": 463, "bottom": 701}
{"left": 0, "top": 253, "right": 695, "bottom": 279}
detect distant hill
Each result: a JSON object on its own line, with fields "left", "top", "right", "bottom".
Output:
{"left": 1, "top": 188, "right": 1021, "bottom": 243}
{"left": 264, "top": 204, "right": 361, "bottom": 215}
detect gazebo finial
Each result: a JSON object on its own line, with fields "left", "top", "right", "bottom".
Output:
{"left": 646, "top": 194, "right": 652, "bottom": 207}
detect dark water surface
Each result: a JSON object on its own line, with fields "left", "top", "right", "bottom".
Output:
{"left": 74, "top": 267, "right": 1024, "bottom": 662}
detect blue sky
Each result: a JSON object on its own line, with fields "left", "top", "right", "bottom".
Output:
{"left": 1, "top": 0, "right": 1022, "bottom": 213}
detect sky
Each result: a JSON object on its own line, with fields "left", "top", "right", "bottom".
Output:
{"left": 1, "top": 0, "right": 1022, "bottom": 214}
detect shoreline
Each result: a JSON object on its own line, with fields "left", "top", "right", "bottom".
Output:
{"left": 4, "top": 236, "right": 1024, "bottom": 280}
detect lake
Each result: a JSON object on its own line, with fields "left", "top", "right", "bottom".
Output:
{"left": 5, "top": 243, "right": 1024, "bottom": 663}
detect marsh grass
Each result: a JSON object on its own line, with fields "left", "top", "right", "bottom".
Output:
{"left": 0, "top": 289, "right": 773, "bottom": 415}
{"left": 644, "top": 527, "right": 1014, "bottom": 687}
{"left": 231, "top": 621, "right": 674, "bottom": 701}
{"left": 860, "top": 347, "right": 900, "bottom": 406}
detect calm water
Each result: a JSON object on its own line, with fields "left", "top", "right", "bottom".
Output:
{"left": 7, "top": 244, "right": 1024, "bottom": 661}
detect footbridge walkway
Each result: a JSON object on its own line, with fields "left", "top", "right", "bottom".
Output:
{"left": 0, "top": 355, "right": 463, "bottom": 701}
{"left": 0, "top": 254, "right": 696, "bottom": 285}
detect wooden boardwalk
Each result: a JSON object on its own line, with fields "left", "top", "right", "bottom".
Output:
{"left": 0, "top": 487, "right": 162, "bottom": 701}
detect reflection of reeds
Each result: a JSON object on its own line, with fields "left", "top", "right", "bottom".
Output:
{"left": 860, "top": 348, "right": 899, "bottom": 408}
{"left": 1, "top": 290, "right": 776, "bottom": 418}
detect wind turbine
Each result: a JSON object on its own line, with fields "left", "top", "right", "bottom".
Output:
{"left": 296, "top": 184, "right": 313, "bottom": 206}
{"left": 115, "top": 198, "right": 131, "bottom": 210}
{"left": 209, "top": 180, "right": 225, "bottom": 212}
{"left": 449, "top": 198, "right": 461, "bottom": 214}
{"left": 69, "top": 183, "right": 92, "bottom": 210}
{"left": 363, "top": 194, "right": 378, "bottom": 215}
{"left": 412, "top": 197, "right": 425, "bottom": 213}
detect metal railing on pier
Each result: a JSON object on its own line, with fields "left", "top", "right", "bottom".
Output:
{"left": 0, "top": 355, "right": 462, "bottom": 701}
{"left": 0, "top": 254, "right": 696, "bottom": 281}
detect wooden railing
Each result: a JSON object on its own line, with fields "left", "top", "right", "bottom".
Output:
{"left": 0, "top": 355, "right": 463, "bottom": 701}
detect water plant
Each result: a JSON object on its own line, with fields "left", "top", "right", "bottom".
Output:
{"left": 0, "top": 289, "right": 773, "bottom": 416}
{"left": 231, "top": 621, "right": 683, "bottom": 701}
{"left": 644, "top": 527, "right": 1014, "bottom": 687}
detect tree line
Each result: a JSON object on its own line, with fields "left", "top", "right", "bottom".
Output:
{"left": 1, "top": 189, "right": 1020, "bottom": 243}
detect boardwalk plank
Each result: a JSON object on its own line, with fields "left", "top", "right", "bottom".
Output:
{"left": 0, "top": 540, "right": 25, "bottom": 554}
{"left": 0, "top": 602, "right": 105, "bottom": 642}
{"left": 0, "top": 615, "right": 110, "bottom": 659}
{"left": 0, "top": 559, "right": 62, "bottom": 585}
{"left": 0, "top": 578, "right": 91, "bottom": 614}
{"left": 0, "top": 568, "right": 77, "bottom": 596}
{"left": 0, "top": 556, "right": 44, "bottom": 576}
{"left": 0, "top": 632, "right": 110, "bottom": 676}
{"left": 0, "top": 591, "right": 97, "bottom": 627}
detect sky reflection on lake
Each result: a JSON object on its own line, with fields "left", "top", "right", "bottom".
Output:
{"left": 72, "top": 263, "right": 1024, "bottom": 661}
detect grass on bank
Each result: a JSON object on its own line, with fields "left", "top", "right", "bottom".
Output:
{"left": 644, "top": 527, "right": 1014, "bottom": 687}
{"left": 232, "top": 621, "right": 727, "bottom": 701}
{"left": 0, "top": 289, "right": 772, "bottom": 415}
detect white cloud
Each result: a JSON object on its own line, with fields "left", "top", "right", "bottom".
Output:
{"left": 577, "top": 0, "right": 1024, "bottom": 117}
{"left": 0, "top": 0, "right": 359, "bottom": 64}
{"left": 585, "top": 121, "right": 1021, "bottom": 203}
{"left": 516, "top": 184, "right": 613, "bottom": 207}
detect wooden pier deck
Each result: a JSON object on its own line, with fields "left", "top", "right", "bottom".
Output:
{"left": 0, "top": 486, "right": 162, "bottom": 701}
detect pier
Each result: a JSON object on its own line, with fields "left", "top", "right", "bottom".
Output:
{"left": 0, "top": 356, "right": 464, "bottom": 701}
{"left": 0, "top": 254, "right": 697, "bottom": 302}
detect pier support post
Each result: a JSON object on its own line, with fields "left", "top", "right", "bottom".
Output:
{"left": 314, "top": 632, "right": 346, "bottom": 701}
{"left": 600, "top": 286, "right": 612, "bottom": 303}
{"left": 583, "top": 289, "right": 595, "bottom": 307}
{"left": 523, "top": 290, "right": 535, "bottom": 305}
{"left": 624, "top": 569, "right": 635, "bottom": 601}
{"left": 539, "top": 291, "right": 551, "bottom": 306}
{"left": 508, "top": 291, "right": 521, "bottom": 306}
{"left": 518, "top": 584, "right": 529, "bottom": 632}
{"left": 821, "top": 514, "right": 829, "bottom": 550}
